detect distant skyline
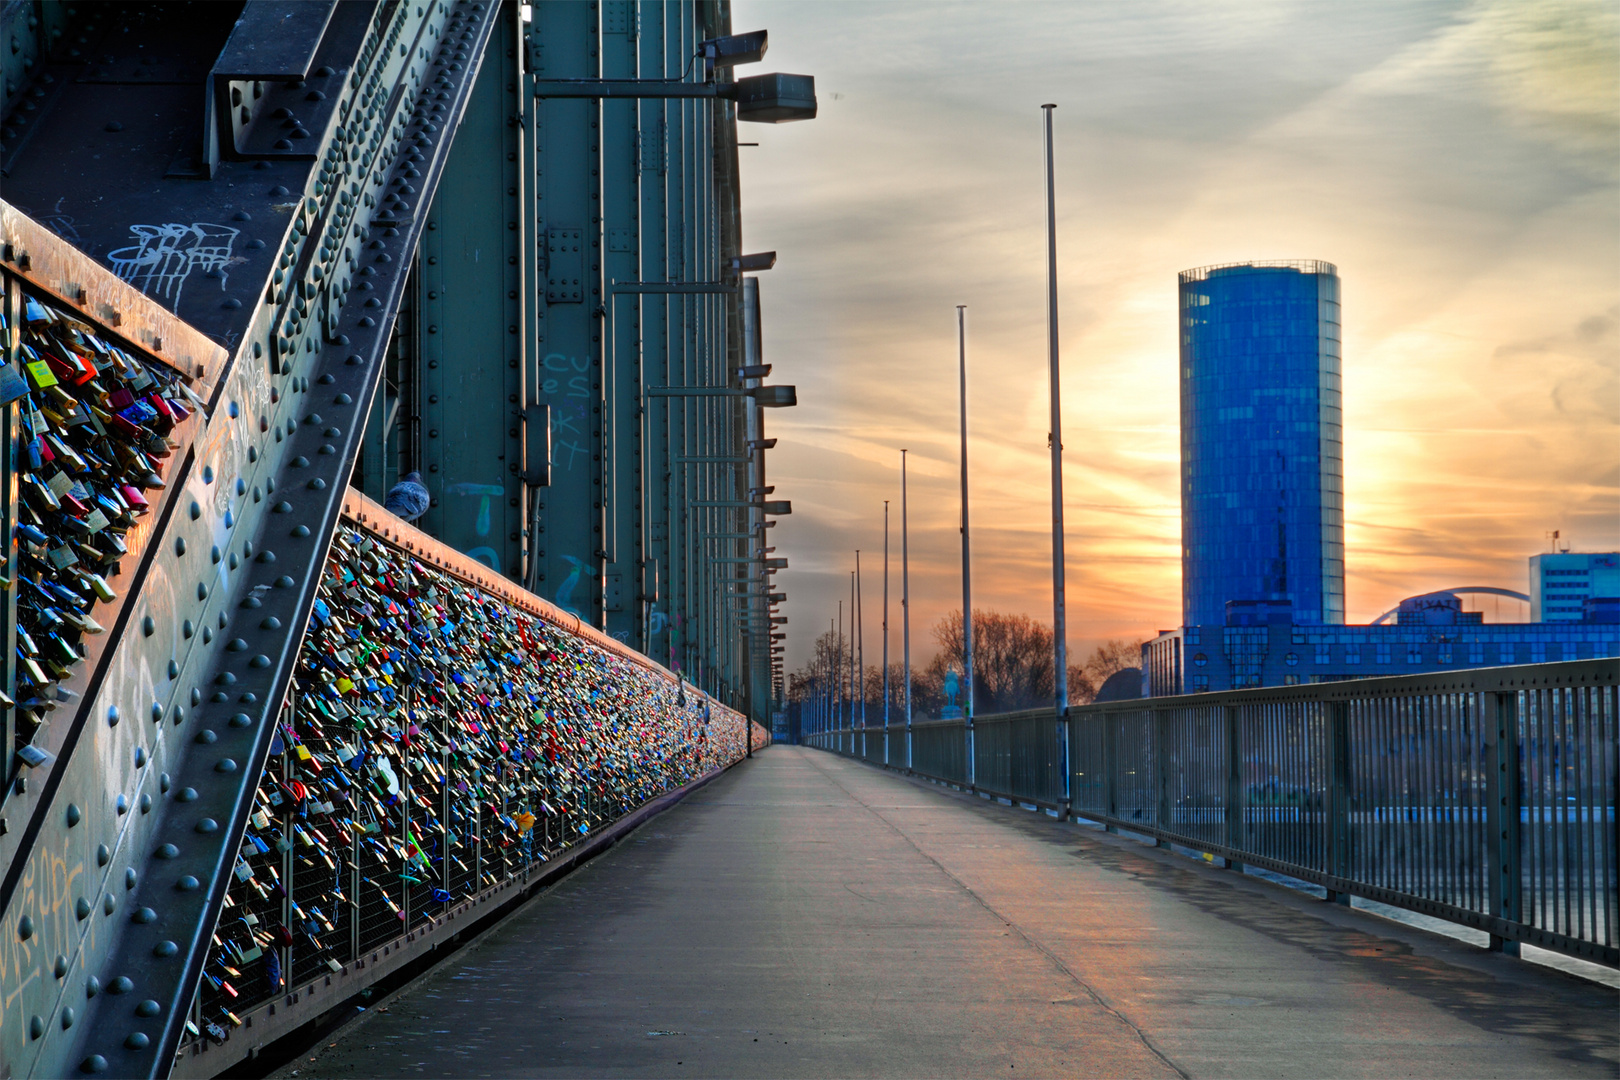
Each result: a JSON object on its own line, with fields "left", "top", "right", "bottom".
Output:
{"left": 734, "top": 0, "right": 1620, "bottom": 675}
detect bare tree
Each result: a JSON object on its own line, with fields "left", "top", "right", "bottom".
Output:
{"left": 926, "top": 610, "right": 1064, "bottom": 714}
{"left": 1081, "top": 638, "right": 1147, "bottom": 693}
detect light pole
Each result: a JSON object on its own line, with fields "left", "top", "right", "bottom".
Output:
{"left": 849, "top": 567, "right": 857, "bottom": 752}
{"left": 882, "top": 500, "right": 891, "bottom": 766}
{"left": 958, "top": 304, "right": 975, "bottom": 789}
{"left": 856, "top": 550, "right": 865, "bottom": 760}
{"left": 1042, "top": 103, "right": 1070, "bottom": 811}
{"left": 901, "top": 448, "right": 912, "bottom": 770}
{"left": 836, "top": 602, "right": 843, "bottom": 739}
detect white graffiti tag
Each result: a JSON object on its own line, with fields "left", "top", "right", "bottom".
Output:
{"left": 107, "top": 222, "right": 239, "bottom": 304}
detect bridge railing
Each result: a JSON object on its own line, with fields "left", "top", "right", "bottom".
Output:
{"left": 170, "top": 491, "right": 767, "bottom": 1075}
{"left": 805, "top": 660, "right": 1618, "bottom": 969}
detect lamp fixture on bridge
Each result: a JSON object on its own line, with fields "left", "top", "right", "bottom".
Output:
{"left": 700, "top": 31, "right": 768, "bottom": 80}
{"left": 730, "top": 252, "right": 777, "bottom": 273}
{"left": 748, "top": 384, "right": 797, "bottom": 407}
{"left": 747, "top": 438, "right": 778, "bottom": 451}
{"left": 737, "top": 364, "right": 772, "bottom": 379}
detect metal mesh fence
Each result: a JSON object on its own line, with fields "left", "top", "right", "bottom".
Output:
{"left": 808, "top": 663, "right": 1617, "bottom": 967}
{"left": 190, "top": 523, "right": 762, "bottom": 1044}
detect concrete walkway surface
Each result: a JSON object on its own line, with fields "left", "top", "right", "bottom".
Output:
{"left": 278, "top": 746, "right": 1619, "bottom": 1079}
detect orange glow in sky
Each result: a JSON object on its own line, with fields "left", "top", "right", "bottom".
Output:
{"left": 735, "top": 0, "right": 1619, "bottom": 672}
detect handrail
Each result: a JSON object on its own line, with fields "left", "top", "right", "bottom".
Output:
{"left": 806, "top": 659, "right": 1619, "bottom": 969}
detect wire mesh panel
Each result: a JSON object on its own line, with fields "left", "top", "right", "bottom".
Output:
{"left": 1237, "top": 700, "right": 1330, "bottom": 871}
{"left": 1161, "top": 704, "right": 1229, "bottom": 850}
{"left": 975, "top": 711, "right": 1064, "bottom": 805}
{"left": 911, "top": 720, "right": 967, "bottom": 784}
{"left": 1069, "top": 712, "right": 1109, "bottom": 818}
{"left": 1519, "top": 683, "right": 1617, "bottom": 952}
{"left": 1344, "top": 693, "right": 1479, "bottom": 914}
{"left": 808, "top": 661, "right": 1616, "bottom": 967}
{"left": 1111, "top": 710, "right": 1160, "bottom": 828}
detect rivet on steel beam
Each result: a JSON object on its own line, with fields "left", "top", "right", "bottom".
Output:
{"left": 216, "top": 758, "right": 238, "bottom": 773}
{"left": 103, "top": 893, "right": 116, "bottom": 915}
{"left": 292, "top": 526, "right": 310, "bottom": 538}
{"left": 175, "top": 537, "right": 186, "bottom": 556}
{"left": 276, "top": 576, "right": 296, "bottom": 588}
{"left": 135, "top": 747, "right": 146, "bottom": 767}
{"left": 116, "top": 794, "right": 128, "bottom": 815}
{"left": 309, "top": 478, "right": 328, "bottom": 490}
{"left": 177, "top": 787, "right": 198, "bottom": 802}
{"left": 177, "top": 876, "right": 200, "bottom": 892}
{"left": 125, "top": 1032, "right": 150, "bottom": 1050}
{"left": 66, "top": 803, "right": 81, "bottom": 826}
{"left": 183, "top": 619, "right": 195, "bottom": 637}
{"left": 251, "top": 655, "right": 271, "bottom": 668}
{"left": 141, "top": 617, "right": 154, "bottom": 637}
{"left": 75, "top": 897, "right": 90, "bottom": 920}
{"left": 153, "top": 940, "right": 178, "bottom": 957}
{"left": 86, "top": 976, "right": 101, "bottom": 998}
{"left": 61, "top": 1006, "right": 75, "bottom": 1028}
{"left": 257, "top": 550, "right": 277, "bottom": 563}
{"left": 226, "top": 638, "right": 248, "bottom": 653}
{"left": 108, "top": 977, "right": 133, "bottom": 995}
{"left": 97, "top": 844, "right": 110, "bottom": 866}
{"left": 125, "top": 869, "right": 137, "bottom": 890}
{"left": 55, "top": 954, "right": 68, "bottom": 978}
{"left": 28, "top": 1015, "right": 42, "bottom": 1040}
{"left": 136, "top": 1000, "right": 160, "bottom": 1017}
{"left": 195, "top": 728, "right": 218, "bottom": 745}
{"left": 189, "top": 502, "right": 202, "bottom": 521}
{"left": 195, "top": 819, "right": 218, "bottom": 834}
{"left": 81, "top": 1054, "right": 108, "bottom": 1073}
{"left": 155, "top": 844, "right": 179, "bottom": 859}
{"left": 139, "top": 794, "right": 152, "bottom": 814}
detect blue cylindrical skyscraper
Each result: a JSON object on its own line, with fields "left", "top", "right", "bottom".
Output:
{"left": 1179, "top": 260, "right": 1344, "bottom": 627}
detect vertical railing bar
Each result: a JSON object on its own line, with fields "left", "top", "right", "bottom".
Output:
{"left": 1445, "top": 692, "right": 1457, "bottom": 908}
{"left": 1580, "top": 684, "right": 1594, "bottom": 943}
{"left": 1561, "top": 687, "right": 1574, "bottom": 938}
{"left": 1537, "top": 687, "right": 1550, "bottom": 933}
{"left": 1604, "top": 685, "right": 1616, "bottom": 948}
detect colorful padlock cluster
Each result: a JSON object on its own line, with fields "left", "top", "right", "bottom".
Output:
{"left": 2, "top": 284, "right": 200, "bottom": 758}
{"left": 191, "top": 525, "right": 752, "bottom": 1043}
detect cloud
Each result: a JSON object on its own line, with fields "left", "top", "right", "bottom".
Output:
{"left": 737, "top": 0, "right": 1620, "bottom": 674}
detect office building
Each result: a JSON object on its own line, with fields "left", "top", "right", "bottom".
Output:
{"left": 1179, "top": 260, "right": 1345, "bottom": 627}
{"left": 1145, "top": 262, "right": 1618, "bottom": 696}
{"left": 1531, "top": 551, "right": 1620, "bottom": 621}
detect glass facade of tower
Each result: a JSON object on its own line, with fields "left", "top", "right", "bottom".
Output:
{"left": 1180, "top": 261, "right": 1345, "bottom": 627}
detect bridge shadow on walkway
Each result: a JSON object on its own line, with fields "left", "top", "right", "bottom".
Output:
{"left": 281, "top": 746, "right": 1618, "bottom": 1079}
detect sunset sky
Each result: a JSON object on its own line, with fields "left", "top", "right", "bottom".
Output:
{"left": 734, "top": 0, "right": 1620, "bottom": 675}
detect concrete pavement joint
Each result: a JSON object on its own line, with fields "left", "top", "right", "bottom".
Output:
{"left": 801, "top": 751, "right": 1193, "bottom": 1080}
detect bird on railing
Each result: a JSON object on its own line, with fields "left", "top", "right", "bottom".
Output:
{"left": 385, "top": 471, "right": 431, "bottom": 522}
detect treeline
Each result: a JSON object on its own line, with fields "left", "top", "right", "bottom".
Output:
{"left": 786, "top": 609, "right": 1144, "bottom": 719}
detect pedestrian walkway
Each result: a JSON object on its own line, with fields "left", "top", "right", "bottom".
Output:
{"left": 283, "top": 747, "right": 1618, "bottom": 1079}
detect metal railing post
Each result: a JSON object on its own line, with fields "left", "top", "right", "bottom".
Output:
{"left": 1104, "top": 714, "right": 1119, "bottom": 834}
{"left": 1155, "top": 711, "right": 1172, "bottom": 847}
{"left": 1224, "top": 705, "right": 1245, "bottom": 870}
{"left": 1325, "top": 701, "right": 1350, "bottom": 902}
{"left": 1487, "top": 690, "right": 1523, "bottom": 955}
